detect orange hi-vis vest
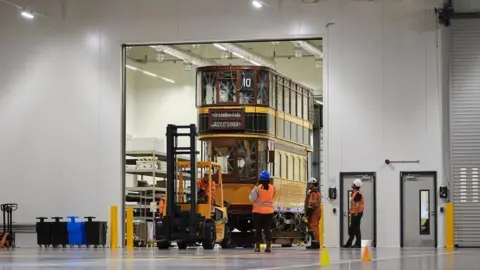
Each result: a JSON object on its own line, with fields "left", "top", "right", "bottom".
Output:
{"left": 252, "top": 184, "right": 275, "bottom": 214}
{"left": 350, "top": 190, "right": 364, "bottom": 214}
{"left": 159, "top": 198, "right": 165, "bottom": 215}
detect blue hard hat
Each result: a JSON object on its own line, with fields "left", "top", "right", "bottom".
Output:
{"left": 259, "top": 170, "right": 270, "bottom": 181}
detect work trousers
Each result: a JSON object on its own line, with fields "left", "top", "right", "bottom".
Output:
{"left": 253, "top": 213, "right": 273, "bottom": 243}
{"left": 346, "top": 212, "right": 363, "bottom": 245}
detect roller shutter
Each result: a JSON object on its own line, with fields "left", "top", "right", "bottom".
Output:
{"left": 451, "top": 19, "right": 480, "bottom": 247}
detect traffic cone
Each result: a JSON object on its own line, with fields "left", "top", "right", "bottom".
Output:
{"left": 320, "top": 248, "right": 330, "bottom": 265}
{"left": 260, "top": 244, "right": 266, "bottom": 249}
{"left": 362, "top": 246, "right": 371, "bottom": 261}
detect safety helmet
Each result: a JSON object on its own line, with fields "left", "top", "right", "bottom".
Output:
{"left": 353, "top": 179, "right": 362, "bottom": 188}
{"left": 307, "top": 177, "right": 318, "bottom": 185}
{"left": 259, "top": 170, "right": 270, "bottom": 181}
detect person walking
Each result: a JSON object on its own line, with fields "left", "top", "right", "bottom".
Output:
{"left": 342, "top": 179, "right": 364, "bottom": 248}
{"left": 249, "top": 170, "right": 275, "bottom": 253}
{"left": 305, "top": 177, "right": 321, "bottom": 249}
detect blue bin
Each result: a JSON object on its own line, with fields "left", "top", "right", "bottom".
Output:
{"left": 66, "top": 216, "right": 85, "bottom": 247}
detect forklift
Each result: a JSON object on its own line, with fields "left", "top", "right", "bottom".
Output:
{"left": 155, "top": 124, "right": 233, "bottom": 250}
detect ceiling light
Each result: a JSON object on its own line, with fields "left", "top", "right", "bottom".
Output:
{"left": 213, "top": 43, "right": 227, "bottom": 51}
{"left": 21, "top": 10, "right": 34, "bottom": 19}
{"left": 156, "top": 52, "right": 165, "bottom": 63}
{"left": 162, "top": 78, "right": 175, "bottom": 83}
{"left": 126, "top": 65, "right": 138, "bottom": 71}
{"left": 295, "top": 48, "right": 303, "bottom": 58}
{"left": 252, "top": 0, "right": 263, "bottom": 8}
{"left": 142, "top": 71, "right": 157, "bottom": 77}
{"left": 220, "top": 50, "right": 229, "bottom": 60}
{"left": 232, "top": 51, "right": 245, "bottom": 59}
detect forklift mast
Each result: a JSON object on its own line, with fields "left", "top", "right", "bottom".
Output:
{"left": 165, "top": 124, "right": 197, "bottom": 240}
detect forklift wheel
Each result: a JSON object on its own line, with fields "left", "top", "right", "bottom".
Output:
{"left": 177, "top": 241, "right": 188, "bottom": 250}
{"left": 157, "top": 240, "right": 170, "bottom": 250}
{"left": 220, "top": 226, "right": 235, "bottom": 249}
{"left": 202, "top": 222, "right": 216, "bottom": 250}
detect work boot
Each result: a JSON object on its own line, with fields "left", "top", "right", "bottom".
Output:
{"left": 306, "top": 241, "right": 320, "bottom": 250}
{"left": 254, "top": 243, "right": 260, "bottom": 252}
{"left": 351, "top": 243, "right": 361, "bottom": 248}
{"left": 342, "top": 242, "right": 352, "bottom": 248}
{"left": 265, "top": 242, "right": 272, "bottom": 253}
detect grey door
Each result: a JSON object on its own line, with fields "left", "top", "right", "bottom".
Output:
{"left": 340, "top": 173, "right": 375, "bottom": 246}
{"left": 401, "top": 172, "right": 436, "bottom": 247}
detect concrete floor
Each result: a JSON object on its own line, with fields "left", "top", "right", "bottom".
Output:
{"left": 0, "top": 246, "right": 473, "bottom": 269}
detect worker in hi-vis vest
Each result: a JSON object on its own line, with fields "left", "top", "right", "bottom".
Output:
{"left": 249, "top": 170, "right": 275, "bottom": 253}
{"left": 305, "top": 177, "right": 321, "bottom": 249}
{"left": 342, "top": 179, "right": 364, "bottom": 248}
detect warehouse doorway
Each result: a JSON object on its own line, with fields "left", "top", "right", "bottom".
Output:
{"left": 400, "top": 171, "right": 437, "bottom": 248}
{"left": 339, "top": 172, "right": 376, "bottom": 247}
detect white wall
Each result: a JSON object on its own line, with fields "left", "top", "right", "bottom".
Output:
{"left": 0, "top": 0, "right": 448, "bottom": 247}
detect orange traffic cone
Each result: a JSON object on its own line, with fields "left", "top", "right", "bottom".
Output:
{"left": 362, "top": 246, "right": 371, "bottom": 261}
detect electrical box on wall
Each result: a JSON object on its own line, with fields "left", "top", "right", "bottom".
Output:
{"left": 439, "top": 186, "right": 448, "bottom": 199}
{"left": 328, "top": 187, "right": 337, "bottom": 200}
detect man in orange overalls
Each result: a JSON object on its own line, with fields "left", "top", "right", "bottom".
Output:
{"left": 305, "top": 177, "right": 321, "bottom": 249}
{"left": 197, "top": 171, "right": 216, "bottom": 205}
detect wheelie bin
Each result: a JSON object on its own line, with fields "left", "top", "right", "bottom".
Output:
{"left": 84, "top": 216, "right": 107, "bottom": 248}
{"left": 66, "top": 216, "right": 85, "bottom": 247}
{"left": 51, "top": 217, "right": 68, "bottom": 248}
{"left": 35, "top": 217, "right": 52, "bottom": 247}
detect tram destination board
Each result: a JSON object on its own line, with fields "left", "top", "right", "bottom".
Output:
{"left": 208, "top": 109, "right": 245, "bottom": 130}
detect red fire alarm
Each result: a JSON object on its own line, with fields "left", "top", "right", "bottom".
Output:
{"left": 385, "top": 159, "right": 390, "bottom": 165}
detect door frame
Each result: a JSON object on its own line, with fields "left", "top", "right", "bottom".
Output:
{"left": 339, "top": 172, "right": 377, "bottom": 247}
{"left": 399, "top": 171, "right": 438, "bottom": 248}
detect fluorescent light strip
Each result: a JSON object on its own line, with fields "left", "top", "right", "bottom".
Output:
{"left": 126, "top": 65, "right": 175, "bottom": 84}
{"left": 21, "top": 10, "right": 34, "bottom": 19}
{"left": 213, "top": 43, "right": 227, "bottom": 51}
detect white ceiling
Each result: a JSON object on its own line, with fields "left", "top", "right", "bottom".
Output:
{"left": 127, "top": 40, "right": 323, "bottom": 94}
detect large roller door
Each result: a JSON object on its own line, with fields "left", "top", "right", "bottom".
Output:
{"left": 451, "top": 19, "right": 480, "bottom": 247}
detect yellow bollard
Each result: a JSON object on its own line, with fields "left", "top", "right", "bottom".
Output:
{"left": 110, "top": 206, "right": 118, "bottom": 248}
{"left": 445, "top": 203, "right": 454, "bottom": 248}
{"left": 319, "top": 203, "right": 324, "bottom": 247}
{"left": 126, "top": 207, "right": 134, "bottom": 249}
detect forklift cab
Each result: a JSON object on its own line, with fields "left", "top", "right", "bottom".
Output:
{"left": 156, "top": 161, "right": 230, "bottom": 249}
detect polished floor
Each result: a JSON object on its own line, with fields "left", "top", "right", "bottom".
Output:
{"left": 0, "top": 246, "right": 474, "bottom": 269}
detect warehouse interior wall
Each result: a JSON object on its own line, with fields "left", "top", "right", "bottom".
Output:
{"left": 0, "top": 0, "right": 447, "bottom": 247}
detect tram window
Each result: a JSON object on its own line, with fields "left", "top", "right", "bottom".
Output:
{"left": 284, "top": 86, "right": 290, "bottom": 114}
{"left": 291, "top": 123, "right": 297, "bottom": 142}
{"left": 278, "top": 118, "right": 284, "bottom": 138}
{"left": 291, "top": 90, "right": 296, "bottom": 117}
{"left": 274, "top": 152, "right": 280, "bottom": 177}
{"left": 213, "top": 146, "right": 234, "bottom": 174}
{"left": 308, "top": 94, "right": 314, "bottom": 122}
{"left": 303, "top": 93, "right": 308, "bottom": 120}
{"left": 269, "top": 74, "right": 276, "bottom": 108}
{"left": 297, "top": 89, "right": 302, "bottom": 118}
{"left": 202, "top": 72, "right": 217, "bottom": 105}
{"left": 268, "top": 114, "right": 275, "bottom": 135}
{"left": 257, "top": 71, "right": 269, "bottom": 105}
{"left": 277, "top": 83, "right": 283, "bottom": 111}
{"left": 258, "top": 141, "right": 267, "bottom": 173}
{"left": 294, "top": 157, "right": 299, "bottom": 181}
{"left": 304, "top": 127, "right": 309, "bottom": 145}
{"left": 288, "top": 155, "right": 294, "bottom": 180}
{"left": 239, "top": 70, "right": 254, "bottom": 104}
{"left": 284, "top": 121, "right": 291, "bottom": 140}
{"left": 281, "top": 154, "right": 287, "bottom": 179}
{"left": 297, "top": 124, "right": 303, "bottom": 144}
{"left": 219, "top": 71, "right": 237, "bottom": 103}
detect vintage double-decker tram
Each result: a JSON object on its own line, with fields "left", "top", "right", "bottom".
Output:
{"left": 196, "top": 65, "right": 314, "bottom": 246}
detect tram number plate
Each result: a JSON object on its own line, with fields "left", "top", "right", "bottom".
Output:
{"left": 208, "top": 109, "right": 245, "bottom": 130}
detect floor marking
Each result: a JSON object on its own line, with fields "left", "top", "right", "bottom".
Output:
{"left": 246, "top": 250, "right": 465, "bottom": 270}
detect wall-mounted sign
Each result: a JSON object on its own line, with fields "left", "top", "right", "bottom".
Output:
{"left": 208, "top": 109, "right": 245, "bottom": 130}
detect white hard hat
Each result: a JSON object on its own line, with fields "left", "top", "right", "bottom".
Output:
{"left": 308, "top": 177, "right": 318, "bottom": 184}
{"left": 353, "top": 179, "right": 362, "bottom": 188}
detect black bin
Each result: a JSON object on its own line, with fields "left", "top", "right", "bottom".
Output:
{"left": 35, "top": 217, "right": 52, "bottom": 247}
{"left": 84, "top": 216, "right": 107, "bottom": 248}
{"left": 51, "top": 217, "right": 68, "bottom": 248}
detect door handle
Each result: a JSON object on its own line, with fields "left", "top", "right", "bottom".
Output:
{"left": 343, "top": 212, "right": 347, "bottom": 217}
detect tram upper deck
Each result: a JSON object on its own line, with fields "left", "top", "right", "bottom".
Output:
{"left": 196, "top": 65, "right": 315, "bottom": 149}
